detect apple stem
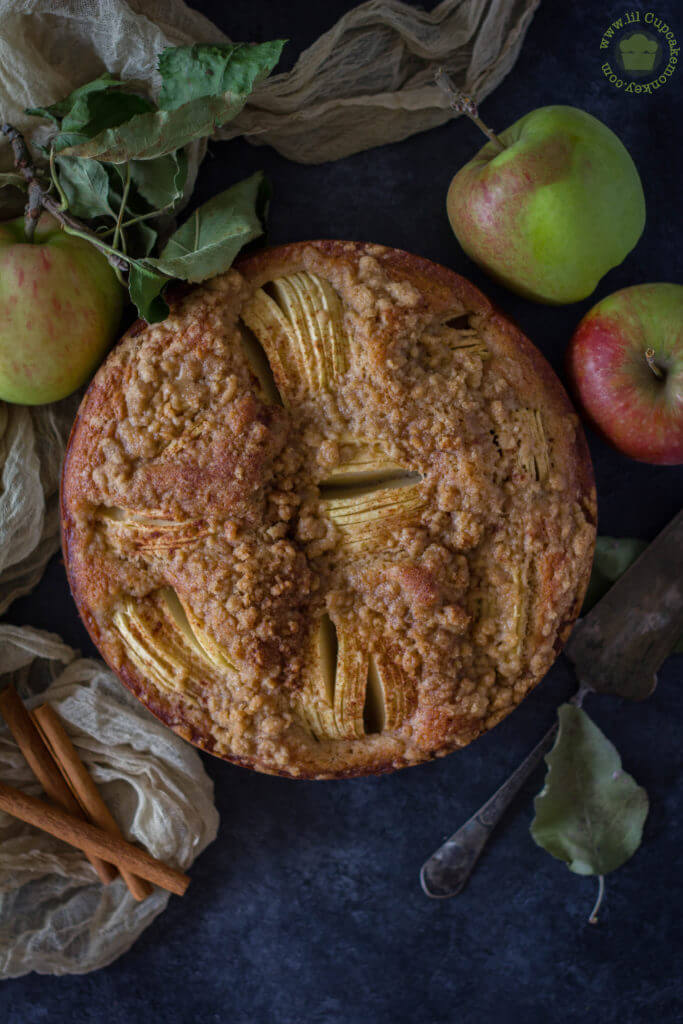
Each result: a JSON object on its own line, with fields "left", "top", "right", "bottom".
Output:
{"left": 434, "top": 69, "right": 506, "bottom": 153}
{"left": 1, "top": 122, "right": 129, "bottom": 273}
{"left": 645, "top": 347, "right": 664, "bottom": 379}
{"left": 588, "top": 874, "right": 605, "bottom": 925}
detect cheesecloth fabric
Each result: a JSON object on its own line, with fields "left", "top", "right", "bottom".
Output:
{"left": 0, "top": 0, "right": 539, "bottom": 172}
{"left": 0, "top": 397, "right": 77, "bottom": 615}
{"left": 0, "top": 624, "right": 219, "bottom": 977}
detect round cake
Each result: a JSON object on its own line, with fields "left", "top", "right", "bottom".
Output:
{"left": 61, "top": 241, "right": 596, "bottom": 778}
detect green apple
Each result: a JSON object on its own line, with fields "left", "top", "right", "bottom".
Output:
{"left": 0, "top": 213, "right": 123, "bottom": 404}
{"left": 447, "top": 106, "right": 646, "bottom": 304}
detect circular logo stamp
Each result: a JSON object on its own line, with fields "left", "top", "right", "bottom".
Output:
{"left": 600, "top": 11, "right": 678, "bottom": 93}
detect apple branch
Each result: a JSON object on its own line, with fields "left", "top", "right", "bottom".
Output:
{"left": 2, "top": 123, "right": 43, "bottom": 242}
{"left": 434, "top": 69, "right": 506, "bottom": 153}
{"left": 1, "top": 123, "right": 128, "bottom": 272}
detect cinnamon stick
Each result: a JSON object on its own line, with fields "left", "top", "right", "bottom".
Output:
{"left": 0, "top": 781, "right": 190, "bottom": 896}
{"left": 0, "top": 685, "right": 117, "bottom": 884}
{"left": 32, "top": 704, "right": 153, "bottom": 902}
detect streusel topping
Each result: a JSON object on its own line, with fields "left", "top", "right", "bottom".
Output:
{"left": 62, "top": 242, "right": 596, "bottom": 777}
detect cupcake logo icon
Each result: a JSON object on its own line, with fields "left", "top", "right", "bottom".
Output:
{"left": 618, "top": 32, "right": 660, "bottom": 73}
{"left": 599, "top": 11, "right": 678, "bottom": 93}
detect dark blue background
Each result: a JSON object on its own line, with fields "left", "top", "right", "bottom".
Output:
{"left": 2, "top": 2, "right": 682, "bottom": 1021}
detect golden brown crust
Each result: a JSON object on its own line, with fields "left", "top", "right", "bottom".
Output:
{"left": 62, "top": 241, "right": 596, "bottom": 779}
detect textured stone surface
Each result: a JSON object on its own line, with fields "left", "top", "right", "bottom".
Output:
{"left": 2, "top": 0, "right": 682, "bottom": 1020}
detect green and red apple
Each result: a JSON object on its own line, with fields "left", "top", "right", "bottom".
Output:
{"left": 0, "top": 213, "right": 123, "bottom": 404}
{"left": 567, "top": 283, "right": 683, "bottom": 465}
{"left": 447, "top": 106, "right": 646, "bottom": 304}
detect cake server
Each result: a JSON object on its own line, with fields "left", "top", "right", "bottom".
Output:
{"left": 420, "top": 507, "right": 683, "bottom": 899}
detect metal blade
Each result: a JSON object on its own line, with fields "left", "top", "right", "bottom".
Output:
{"left": 565, "top": 509, "right": 683, "bottom": 701}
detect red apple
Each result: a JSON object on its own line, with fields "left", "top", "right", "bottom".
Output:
{"left": 566, "top": 283, "right": 683, "bottom": 465}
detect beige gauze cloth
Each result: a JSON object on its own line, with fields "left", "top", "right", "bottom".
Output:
{"left": 0, "top": 0, "right": 538, "bottom": 604}
{"left": 0, "top": 624, "right": 219, "bottom": 978}
{"left": 0, "top": 0, "right": 540, "bottom": 168}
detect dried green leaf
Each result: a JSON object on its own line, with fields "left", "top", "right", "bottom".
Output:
{"left": 129, "top": 221, "right": 158, "bottom": 257}
{"left": 531, "top": 704, "right": 648, "bottom": 876}
{"left": 148, "top": 171, "right": 267, "bottom": 283}
{"left": 52, "top": 91, "right": 155, "bottom": 154}
{"left": 128, "top": 262, "right": 170, "bottom": 324}
{"left": 157, "top": 40, "right": 286, "bottom": 110}
{"left": 63, "top": 89, "right": 152, "bottom": 134}
{"left": 54, "top": 155, "right": 117, "bottom": 220}
{"left": 25, "top": 74, "right": 122, "bottom": 125}
{"left": 61, "top": 95, "right": 243, "bottom": 163}
{"left": 128, "top": 150, "right": 187, "bottom": 211}
{"left": 61, "top": 40, "right": 285, "bottom": 163}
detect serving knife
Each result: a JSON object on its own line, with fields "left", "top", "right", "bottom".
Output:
{"left": 420, "top": 508, "right": 683, "bottom": 899}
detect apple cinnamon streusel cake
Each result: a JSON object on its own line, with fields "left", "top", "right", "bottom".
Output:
{"left": 62, "top": 242, "right": 596, "bottom": 778}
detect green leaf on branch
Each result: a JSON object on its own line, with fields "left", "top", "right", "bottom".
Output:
{"left": 54, "top": 155, "right": 117, "bottom": 220}
{"left": 128, "top": 221, "right": 158, "bottom": 257}
{"left": 157, "top": 40, "right": 286, "bottom": 109}
{"left": 25, "top": 74, "right": 123, "bottom": 125}
{"left": 148, "top": 171, "right": 268, "bottom": 282}
{"left": 61, "top": 89, "right": 153, "bottom": 136}
{"left": 60, "top": 96, "right": 245, "bottom": 162}
{"left": 531, "top": 704, "right": 649, "bottom": 876}
{"left": 20, "top": 41, "right": 283, "bottom": 325}
{"left": 61, "top": 41, "right": 285, "bottom": 163}
{"left": 128, "top": 150, "right": 187, "bottom": 211}
{"left": 30, "top": 80, "right": 155, "bottom": 159}
{"left": 128, "top": 262, "right": 171, "bottom": 324}
{"left": 584, "top": 537, "right": 682, "bottom": 652}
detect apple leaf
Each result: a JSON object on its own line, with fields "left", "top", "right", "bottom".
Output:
{"left": 157, "top": 41, "right": 286, "bottom": 110}
{"left": 127, "top": 151, "right": 188, "bottom": 212}
{"left": 54, "top": 92, "right": 154, "bottom": 155}
{"left": 531, "top": 704, "right": 649, "bottom": 877}
{"left": 59, "top": 98, "right": 239, "bottom": 162}
{"left": 61, "top": 41, "right": 285, "bottom": 163}
{"left": 27, "top": 75, "right": 153, "bottom": 156}
{"left": 61, "top": 89, "right": 152, "bottom": 135}
{"left": 147, "top": 171, "right": 268, "bottom": 283}
{"left": 20, "top": 41, "right": 284, "bottom": 326}
{"left": 128, "top": 262, "right": 171, "bottom": 324}
{"left": 584, "top": 536, "right": 682, "bottom": 652}
{"left": 128, "top": 221, "right": 158, "bottom": 258}
{"left": 25, "top": 74, "right": 122, "bottom": 125}
{"left": 54, "top": 155, "right": 117, "bottom": 220}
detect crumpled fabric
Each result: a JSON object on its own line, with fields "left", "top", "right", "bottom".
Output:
{"left": 0, "top": 624, "right": 219, "bottom": 978}
{"left": 0, "top": 396, "right": 78, "bottom": 614}
{"left": 0, "top": 0, "right": 538, "bottom": 172}
{"left": 220, "top": 0, "right": 541, "bottom": 162}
